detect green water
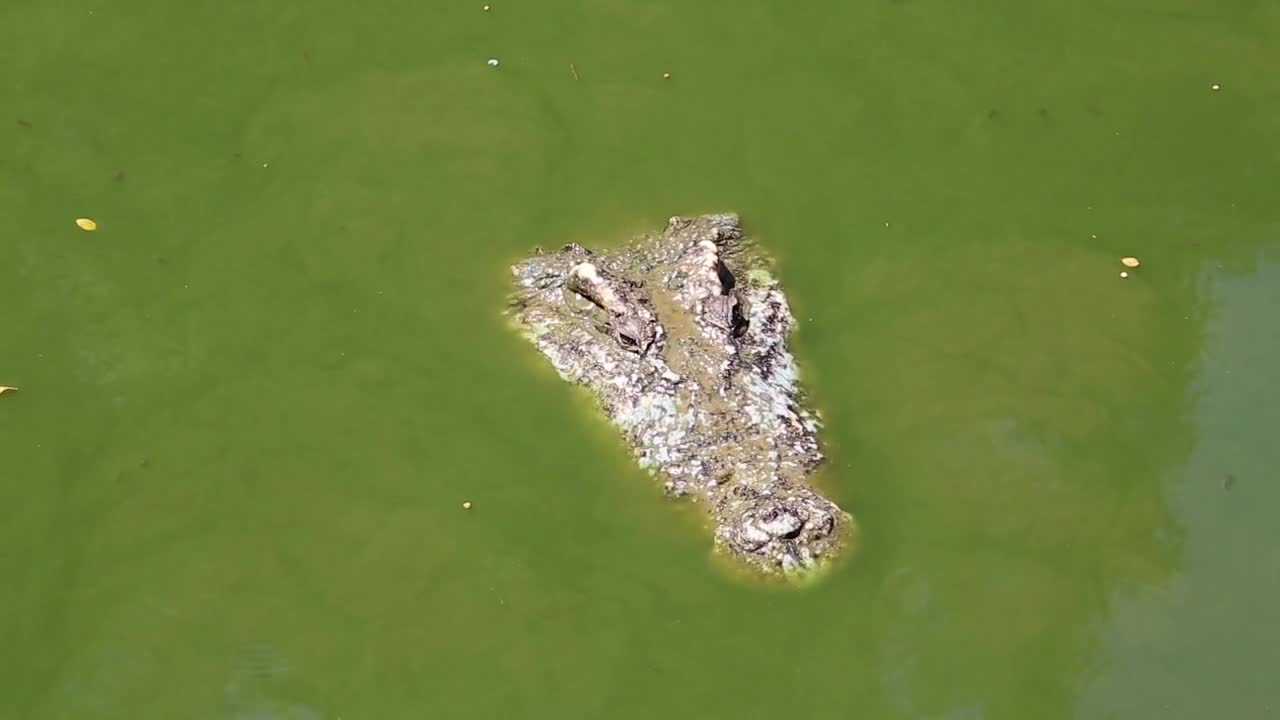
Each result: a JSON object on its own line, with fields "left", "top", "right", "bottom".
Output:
{"left": 3, "top": 0, "right": 1278, "bottom": 717}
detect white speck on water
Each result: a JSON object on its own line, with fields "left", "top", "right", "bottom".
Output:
{"left": 487, "top": 58, "right": 500, "bottom": 67}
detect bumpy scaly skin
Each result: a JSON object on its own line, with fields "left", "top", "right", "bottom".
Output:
{"left": 507, "top": 214, "right": 853, "bottom": 576}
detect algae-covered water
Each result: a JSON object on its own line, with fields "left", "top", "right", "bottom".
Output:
{"left": 3, "top": 1, "right": 1278, "bottom": 718}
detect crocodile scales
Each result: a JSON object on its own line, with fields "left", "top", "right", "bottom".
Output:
{"left": 506, "top": 213, "right": 853, "bottom": 576}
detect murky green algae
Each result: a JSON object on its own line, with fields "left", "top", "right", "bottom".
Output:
{"left": 3, "top": 0, "right": 1279, "bottom": 717}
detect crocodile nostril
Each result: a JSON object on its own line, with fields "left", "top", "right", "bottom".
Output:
{"left": 757, "top": 507, "right": 805, "bottom": 539}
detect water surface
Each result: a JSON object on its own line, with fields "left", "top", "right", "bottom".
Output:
{"left": 3, "top": 1, "right": 1278, "bottom": 717}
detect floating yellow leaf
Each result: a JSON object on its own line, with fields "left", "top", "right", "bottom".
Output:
{"left": 76, "top": 217, "right": 97, "bottom": 231}
{"left": 0, "top": 386, "right": 17, "bottom": 395}
{"left": 1121, "top": 256, "right": 1140, "bottom": 268}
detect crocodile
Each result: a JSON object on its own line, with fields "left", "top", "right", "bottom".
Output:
{"left": 506, "top": 213, "right": 854, "bottom": 577}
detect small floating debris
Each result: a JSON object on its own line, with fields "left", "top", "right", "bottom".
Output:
{"left": 0, "top": 385, "right": 16, "bottom": 395}
{"left": 1121, "top": 256, "right": 1141, "bottom": 268}
{"left": 1120, "top": 271, "right": 1129, "bottom": 279}
{"left": 483, "top": 4, "right": 491, "bottom": 10}
{"left": 462, "top": 501, "right": 473, "bottom": 510}
{"left": 1211, "top": 83, "right": 1221, "bottom": 91}
{"left": 75, "top": 217, "right": 97, "bottom": 231}
{"left": 662, "top": 72, "right": 671, "bottom": 79}
{"left": 487, "top": 58, "right": 500, "bottom": 67}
